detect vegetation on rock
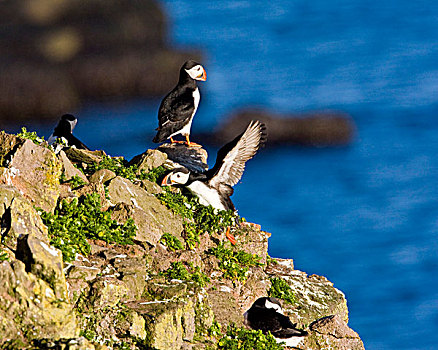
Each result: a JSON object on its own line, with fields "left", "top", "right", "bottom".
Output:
{"left": 78, "top": 154, "right": 167, "bottom": 183}
{"left": 208, "top": 243, "right": 263, "bottom": 282}
{"left": 16, "top": 127, "right": 44, "bottom": 145}
{"left": 159, "top": 233, "right": 184, "bottom": 252}
{"left": 0, "top": 249, "right": 9, "bottom": 261}
{"left": 217, "top": 324, "right": 284, "bottom": 350}
{"left": 39, "top": 193, "right": 136, "bottom": 262}
{"left": 157, "top": 188, "right": 241, "bottom": 249}
{"left": 269, "top": 277, "right": 296, "bottom": 304}
{"left": 162, "top": 262, "right": 210, "bottom": 287}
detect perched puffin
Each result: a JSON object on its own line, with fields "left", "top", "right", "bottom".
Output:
{"left": 153, "top": 60, "right": 207, "bottom": 147}
{"left": 161, "top": 120, "right": 267, "bottom": 244}
{"left": 48, "top": 114, "right": 90, "bottom": 150}
{"left": 244, "top": 297, "right": 308, "bottom": 347}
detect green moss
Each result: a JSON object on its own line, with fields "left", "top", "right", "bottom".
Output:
{"left": 159, "top": 233, "right": 184, "bottom": 252}
{"left": 217, "top": 324, "right": 284, "bottom": 350}
{"left": 38, "top": 193, "right": 137, "bottom": 262}
{"left": 77, "top": 155, "right": 167, "bottom": 184}
{"left": 162, "top": 262, "right": 210, "bottom": 287}
{"left": 207, "top": 243, "right": 263, "bottom": 282}
{"left": 0, "top": 249, "right": 9, "bottom": 261}
{"left": 268, "top": 277, "right": 296, "bottom": 304}
{"left": 16, "top": 127, "right": 44, "bottom": 145}
{"left": 62, "top": 174, "right": 87, "bottom": 189}
{"left": 157, "top": 188, "right": 241, "bottom": 249}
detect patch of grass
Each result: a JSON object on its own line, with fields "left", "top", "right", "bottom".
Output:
{"left": 157, "top": 188, "right": 241, "bottom": 249}
{"left": 160, "top": 233, "right": 184, "bottom": 252}
{"left": 38, "top": 193, "right": 137, "bottom": 262}
{"left": 268, "top": 277, "right": 296, "bottom": 304}
{"left": 208, "top": 243, "right": 263, "bottom": 282}
{"left": 78, "top": 155, "right": 167, "bottom": 184}
{"left": 217, "top": 324, "right": 284, "bottom": 350}
{"left": 16, "top": 127, "right": 44, "bottom": 145}
{"left": 0, "top": 249, "right": 9, "bottom": 262}
{"left": 162, "top": 261, "right": 210, "bottom": 287}
{"left": 61, "top": 174, "right": 87, "bottom": 189}
{"left": 142, "top": 165, "right": 167, "bottom": 183}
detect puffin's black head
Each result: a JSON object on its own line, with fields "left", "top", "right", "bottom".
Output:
{"left": 251, "top": 297, "right": 283, "bottom": 313}
{"left": 161, "top": 167, "right": 191, "bottom": 186}
{"left": 55, "top": 114, "right": 77, "bottom": 135}
{"left": 180, "top": 60, "right": 207, "bottom": 82}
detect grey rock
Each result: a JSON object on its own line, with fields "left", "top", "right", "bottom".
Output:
{"left": 307, "top": 315, "right": 365, "bottom": 350}
{"left": 16, "top": 235, "right": 67, "bottom": 300}
{"left": 128, "top": 149, "right": 168, "bottom": 172}
{"left": 107, "top": 176, "right": 183, "bottom": 243}
{"left": 58, "top": 150, "right": 89, "bottom": 183}
{"left": 88, "top": 168, "right": 116, "bottom": 184}
{"left": 158, "top": 143, "right": 208, "bottom": 173}
{"left": 7, "top": 139, "right": 62, "bottom": 212}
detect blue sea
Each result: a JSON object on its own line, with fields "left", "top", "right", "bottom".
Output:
{"left": 7, "top": 1, "right": 438, "bottom": 349}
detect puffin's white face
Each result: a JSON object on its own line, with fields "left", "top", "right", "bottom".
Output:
{"left": 161, "top": 170, "right": 190, "bottom": 186}
{"left": 185, "top": 64, "right": 207, "bottom": 81}
{"left": 68, "top": 118, "right": 78, "bottom": 132}
{"left": 265, "top": 299, "right": 284, "bottom": 314}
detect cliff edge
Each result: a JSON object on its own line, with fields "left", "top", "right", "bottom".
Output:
{"left": 0, "top": 130, "right": 364, "bottom": 349}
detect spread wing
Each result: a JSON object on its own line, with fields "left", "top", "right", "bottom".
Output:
{"left": 207, "top": 120, "right": 267, "bottom": 188}
{"left": 158, "top": 88, "right": 195, "bottom": 126}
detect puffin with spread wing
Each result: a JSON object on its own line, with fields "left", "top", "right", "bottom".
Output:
{"left": 153, "top": 60, "right": 207, "bottom": 147}
{"left": 48, "top": 114, "right": 90, "bottom": 150}
{"left": 161, "top": 120, "right": 267, "bottom": 244}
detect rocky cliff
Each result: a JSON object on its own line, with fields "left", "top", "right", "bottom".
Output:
{"left": 0, "top": 130, "right": 364, "bottom": 349}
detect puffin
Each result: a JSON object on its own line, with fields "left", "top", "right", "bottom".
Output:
{"left": 161, "top": 120, "right": 267, "bottom": 244}
{"left": 48, "top": 114, "right": 90, "bottom": 150}
{"left": 153, "top": 60, "right": 207, "bottom": 147}
{"left": 244, "top": 297, "right": 308, "bottom": 347}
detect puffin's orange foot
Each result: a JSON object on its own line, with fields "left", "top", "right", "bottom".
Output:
{"left": 186, "top": 142, "right": 202, "bottom": 148}
{"left": 225, "top": 226, "right": 237, "bottom": 245}
{"left": 184, "top": 135, "right": 202, "bottom": 147}
{"left": 170, "top": 138, "right": 185, "bottom": 144}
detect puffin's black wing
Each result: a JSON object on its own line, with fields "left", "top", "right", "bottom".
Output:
{"left": 66, "top": 134, "right": 90, "bottom": 150}
{"left": 206, "top": 120, "right": 267, "bottom": 188}
{"left": 158, "top": 87, "right": 195, "bottom": 126}
{"left": 247, "top": 307, "right": 307, "bottom": 338}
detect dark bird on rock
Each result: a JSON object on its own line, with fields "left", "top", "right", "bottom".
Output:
{"left": 161, "top": 120, "right": 267, "bottom": 244}
{"left": 48, "top": 114, "right": 90, "bottom": 150}
{"left": 153, "top": 60, "right": 207, "bottom": 147}
{"left": 244, "top": 297, "right": 308, "bottom": 347}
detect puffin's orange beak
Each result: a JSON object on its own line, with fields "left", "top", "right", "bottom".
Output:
{"left": 197, "top": 67, "right": 207, "bottom": 81}
{"left": 161, "top": 174, "right": 171, "bottom": 186}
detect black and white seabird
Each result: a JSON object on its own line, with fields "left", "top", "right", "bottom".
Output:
{"left": 161, "top": 120, "right": 267, "bottom": 244}
{"left": 152, "top": 60, "right": 207, "bottom": 147}
{"left": 244, "top": 297, "right": 308, "bottom": 347}
{"left": 48, "top": 114, "right": 90, "bottom": 150}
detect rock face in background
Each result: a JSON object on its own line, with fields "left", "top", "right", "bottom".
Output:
{"left": 0, "top": 132, "right": 364, "bottom": 349}
{"left": 0, "top": 0, "right": 201, "bottom": 124}
{"left": 203, "top": 109, "right": 356, "bottom": 147}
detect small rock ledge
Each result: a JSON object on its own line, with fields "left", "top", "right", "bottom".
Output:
{"left": 0, "top": 132, "right": 364, "bottom": 349}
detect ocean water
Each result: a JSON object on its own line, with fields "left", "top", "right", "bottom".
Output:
{"left": 5, "top": 1, "right": 438, "bottom": 349}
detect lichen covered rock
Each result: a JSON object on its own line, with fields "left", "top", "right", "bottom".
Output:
{"left": 107, "top": 176, "right": 184, "bottom": 243}
{"left": 0, "top": 260, "right": 77, "bottom": 347}
{"left": 6, "top": 139, "right": 62, "bottom": 212}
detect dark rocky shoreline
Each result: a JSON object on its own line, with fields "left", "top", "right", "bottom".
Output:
{"left": 0, "top": 0, "right": 201, "bottom": 125}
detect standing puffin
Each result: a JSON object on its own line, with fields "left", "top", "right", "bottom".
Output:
{"left": 161, "top": 120, "right": 267, "bottom": 244}
{"left": 48, "top": 114, "right": 90, "bottom": 150}
{"left": 153, "top": 60, "right": 207, "bottom": 147}
{"left": 244, "top": 297, "right": 308, "bottom": 347}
